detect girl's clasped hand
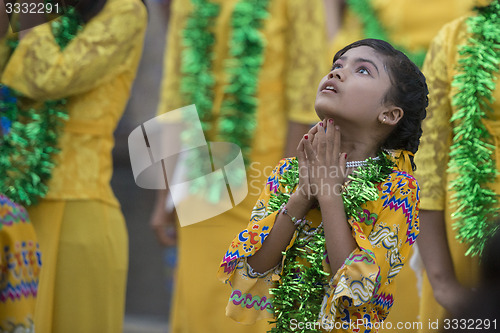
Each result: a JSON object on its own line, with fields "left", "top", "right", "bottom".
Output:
{"left": 296, "top": 119, "right": 347, "bottom": 205}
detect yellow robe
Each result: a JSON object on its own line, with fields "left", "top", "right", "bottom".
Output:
{"left": 0, "top": 195, "right": 40, "bottom": 333}
{"left": 158, "top": 0, "right": 328, "bottom": 331}
{"left": 330, "top": 0, "right": 475, "bottom": 59}
{"left": 329, "top": 1, "right": 476, "bottom": 330}
{"left": 0, "top": 1, "right": 147, "bottom": 332}
{"left": 414, "top": 14, "right": 499, "bottom": 332}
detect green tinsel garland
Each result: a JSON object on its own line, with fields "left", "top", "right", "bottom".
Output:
{"left": 346, "top": 0, "right": 427, "bottom": 67}
{"left": 265, "top": 153, "right": 394, "bottom": 332}
{"left": 180, "top": 0, "right": 270, "bottom": 200}
{"left": 219, "top": 0, "right": 269, "bottom": 163}
{"left": 448, "top": 0, "right": 500, "bottom": 257}
{"left": 180, "top": 0, "right": 220, "bottom": 134}
{"left": 0, "top": 6, "right": 83, "bottom": 206}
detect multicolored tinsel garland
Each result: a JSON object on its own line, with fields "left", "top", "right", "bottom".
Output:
{"left": 180, "top": 0, "right": 270, "bottom": 200}
{"left": 448, "top": 0, "right": 500, "bottom": 257}
{"left": 265, "top": 152, "right": 394, "bottom": 332}
{"left": 346, "top": 0, "right": 427, "bottom": 67}
{"left": 0, "top": 6, "right": 83, "bottom": 206}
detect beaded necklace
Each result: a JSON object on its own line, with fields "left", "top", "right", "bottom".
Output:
{"left": 265, "top": 152, "right": 394, "bottom": 332}
{"left": 448, "top": 0, "right": 500, "bottom": 257}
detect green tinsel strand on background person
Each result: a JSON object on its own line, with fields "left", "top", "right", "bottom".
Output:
{"left": 264, "top": 153, "right": 394, "bottom": 332}
{"left": 181, "top": 0, "right": 220, "bottom": 133}
{"left": 448, "top": 0, "right": 500, "bottom": 257}
{"left": 0, "top": 89, "right": 68, "bottom": 205}
{"left": 179, "top": 0, "right": 220, "bottom": 197}
{"left": 179, "top": 0, "right": 270, "bottom": 202}
{"left": 346, "top": 0, "right": 427, "bottom": 67}
{"left": 51, "top": 5, "right": 84, "bottom": 49}
{"left": 0, "top": 4, "right": 83, "bottom": 205}
{"left": 219, "top": 0, "right": 270, "bottom": 165}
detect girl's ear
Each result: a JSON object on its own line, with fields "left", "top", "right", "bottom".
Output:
{"left": 379, "top": 107, "right": 403, "bottom": 126}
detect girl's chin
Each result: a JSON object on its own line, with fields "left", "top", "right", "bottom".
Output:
{"left": 314, "top": 106, "right": 335, "bottom": 121}
{"left": 314, "top": 100, "right": 337, "bottom": 117}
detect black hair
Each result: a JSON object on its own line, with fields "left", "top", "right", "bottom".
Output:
{"left": 64, "top": 0, "right": 147, "bottom": 23}
{"left": 333, "top": 39, "right": 428, "bottom": 171}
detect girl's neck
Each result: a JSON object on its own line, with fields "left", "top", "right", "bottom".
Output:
{"left": 340, "top": 135, "right": 381, "bottom": 163}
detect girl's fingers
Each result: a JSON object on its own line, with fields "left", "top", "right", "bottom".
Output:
{"left": 303, "top": 133, "right": 316, "bottom": 162}
{"left": 297, "top": 137, "right": 311, "bottom": 198}
{"left": 309, "top": 122, "right": 322, "bottom": 153}
{"left": 334, "top": 123, "right": 341, "bottom": 161}
{"left": 316, "top": 121, "right": 326, "bottom": 158}
{"left": 339, "top": 152, "right": 347, "bottom": 179}
{"left": 325, "top": 118, "right": 336, "bottom": 164}
{"left": 296, "top": 137, "right": 307, "bottom": 165}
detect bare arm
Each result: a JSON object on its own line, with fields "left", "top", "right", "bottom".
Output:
{"left": 323, "top": 0, "right": 343, "bottom": 41}
{"left": 418, "top": 209, "right": 469, "bottom": 315}
{"left": 246, "top": 193, "right": 312, "bottom": 272}
{"left": 318, "top": 194, "right": 356, "bottom": 273}
{"left": 150, "top": 188, "right": 177, "bottom": 247}
{"left": 308, "top": 119, "right": 355, "bottom": 273}
{"left": 248, "top": 124, "right": 324, "bottom": 273}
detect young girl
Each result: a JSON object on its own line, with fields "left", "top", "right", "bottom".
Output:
{"left": 218, "top": 39, "right": 428, "bottom": 332}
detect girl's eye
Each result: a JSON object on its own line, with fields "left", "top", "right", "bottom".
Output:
{"left": 331, "top": 63, "right": 342, "bottom": 70}
{"left": 358, "top": 67, "right": 370, "bottom": 75}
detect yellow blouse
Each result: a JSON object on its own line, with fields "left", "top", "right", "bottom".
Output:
{"left": 218, "top": 151, "right": 420, "bottom": 331}
{"left": 0, "top": 0, "right": 147, "bottom": 206}
{"left": 330, "top": 0, "right": 475, "bottom": 61}
{"left": 158, "top": 0, "right": 328, "bottom": 156}
{"left": 415, "top": 16, "right": 500, "bottom": 210}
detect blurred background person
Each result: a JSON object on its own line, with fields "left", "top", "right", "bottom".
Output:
{"left": 442, "top": 226, "right": 500, "bottom": 333}
{"left": 150, "top": 0, "right": 331, "bottom": 332}
{"left": 0, "top": 0, "right": 148, "bottom": 332}
{"left": 415, "top": 0, "right": 499, "bottom": 332}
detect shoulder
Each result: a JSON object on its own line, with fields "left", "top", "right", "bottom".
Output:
{"left": 265, "top": 157, "right": 297, "bottom": 194}
{"left": 378, "top": 169, "right": 420, "bottom": 205}
{"left": 431, "top": 15, "right": 469, "bottom": 57}
{"left": 103, "top": 0, "right": 147, "bottom": 19}
{"left": 269, "top": 157, "right": 297, "bottom": 177}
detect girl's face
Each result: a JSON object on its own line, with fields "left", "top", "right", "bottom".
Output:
{"left": 315, "top": 46, "right": 394, "bottom": 127}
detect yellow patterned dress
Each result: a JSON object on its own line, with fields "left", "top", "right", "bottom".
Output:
{"left": 0, "top": 1, "right": 147, "bottom": 332}
{"left": 218, "top": 151, "right": 420, "bottom": 332}
{"left": 0, "top": 195, "right": 40, "bottom": 333}
{"left": 414, "top": 15, "right": 500, "bottom": 332}
{"left": 158, "top": 0, "right": 328, "bottom": 332}
{"left": 328, "top": 1, "right": 476, "bottom": 328}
